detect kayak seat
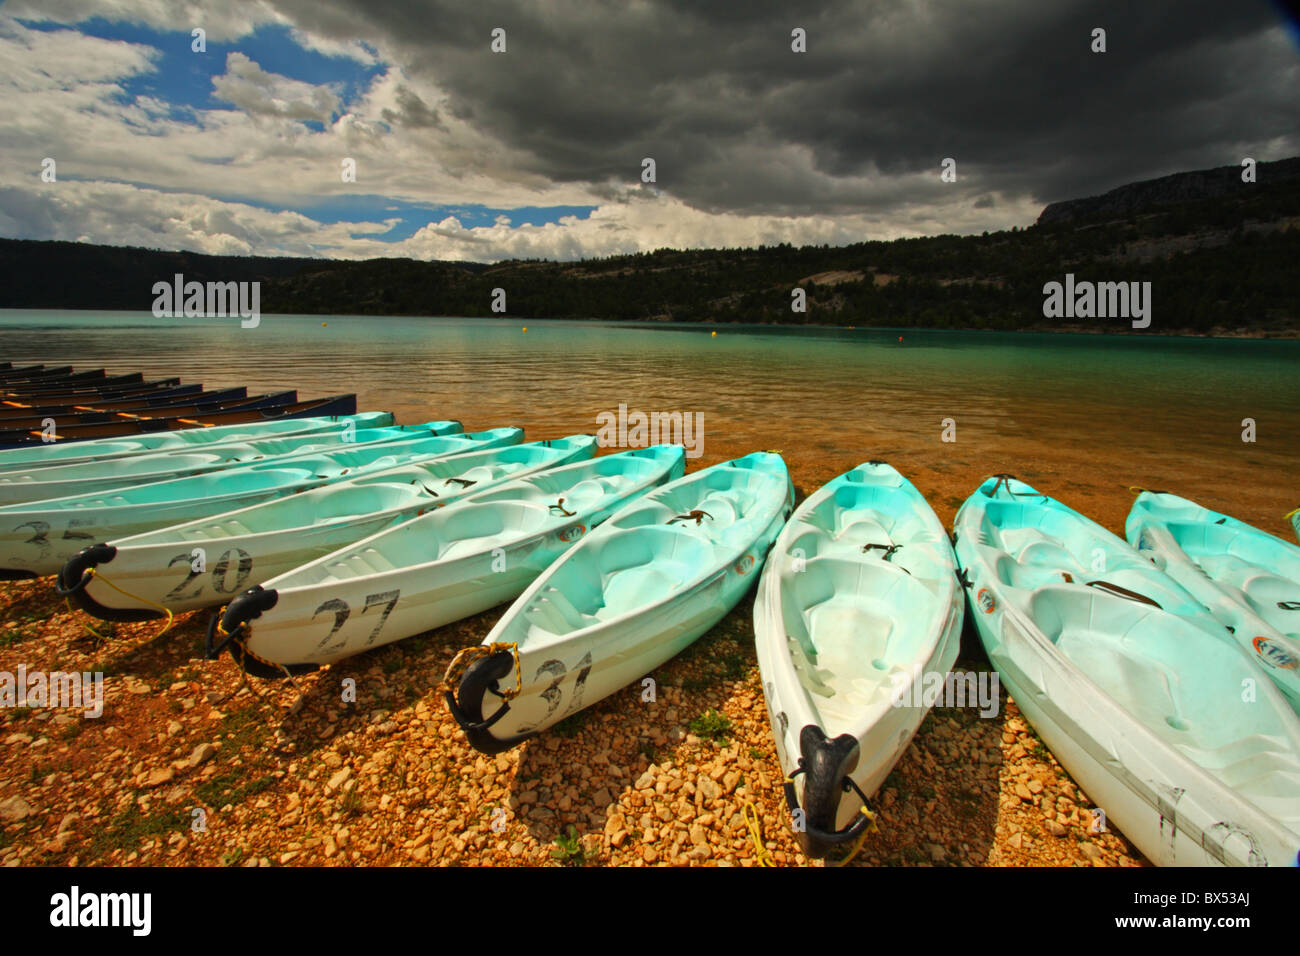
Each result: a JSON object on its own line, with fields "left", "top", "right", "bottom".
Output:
{"left": 436, "top": 503, "right": 545, "bottom": 561}
{"left": 204, "top": 517, "right": 255, "bottom": 537}
{"left": 457, "top": 465, "right": 501, "bottom": 484}
{"left": 562, "top": 475, "right": 631, "bottom": 509}
{"left": 691, "top": 492, "right": 744, "bottom": 531}
{"left": 1220, "top": 571, "right": 1300, "bottom": 632}
{"left": 838, "top": 514, "right": 891, "bottom": 546}
{"left": 783, "top": 556, "right": 934, "bottom": 707}
{"left": 1012, "top": 536, "right": 1078, "bottom": 572}
{"left": 524, "top": 586, "right": 601, "bottom": 634}
{"left": 1031, "top": 588, "right": 1299, "bottom": 770}
{"left": 607, "top": 500, "right": 679, "bottom": 530}
{"left": 325, "top": 546, "right": 400, "bottom": 579}
{"left": 599, "top": 562, "right": 692, "bottom": 620}
{"left": 784, "top": 631, "right": 836, "bottom": 699}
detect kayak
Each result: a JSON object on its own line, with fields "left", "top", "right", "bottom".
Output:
{"left": 1290, "top": 507, "right": 1300, "bottom": 544}
{"left": 0, "top": 389, "right": 298, "bottom": 431}
{"left": 0, "top": 368, "right": 100, "bottom": 389}
{"left": 0, "top": 386, "right": 249, "bottom": 421}
{"left": 0, "top": 427, "right": 499, "bottom": 578}
{"left": 446, "top": 451, "right": 793, "bottom": 754}
{"left": 0, "top": 393, "right": 359, "bottom": 446}
{"left": 212, "top": 445, "right": 685, "bottom": 677}
{"left": 1127, "top": 490, "right": 1300, "bottom": 711}
{"left": 754, "top": 461, "right": 964, "bottom": 858}
{"left": 61, "top": 433, "right": 597, "bottom": 620}
{"left": 0, "top": 412, "right": 395, "bottom": 471}
{"left": 0, "top": 419, "right": 463, "bottom": 506}
{"left": 2, "top": 378, "right": 184, "bottom": 402}
{"left": 955, "top": 474, "right": 1300, "bottom": 867}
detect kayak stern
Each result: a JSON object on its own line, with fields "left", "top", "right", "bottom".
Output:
{"left": 56, "top": 543, "right": 167, "bottom": 622}
{"left": 446, "top": 648, "right": 531, "bottom": 755}
{"left": 784, "top": 723, "right": 877, "bottom": 860}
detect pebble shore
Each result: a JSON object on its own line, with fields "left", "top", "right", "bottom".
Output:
{"left": 0, "top": 572, "right": 1143, "bottom": 868}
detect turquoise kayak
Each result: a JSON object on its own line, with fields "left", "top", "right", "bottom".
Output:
{"left": 1, "top": 428, "right": 511, "bottom": 578}
{"left": 63, "top": 435, "right": 594, "bottom": 619}
{"left": 955, "top": 474, "right": 1300, "bottom": 867}
{"left": 1289, "top": 507, "right": 1300, "bottom": 544}
{"left": 447, "top": 452, "right": 792, "bottom": 754}
{"left": 0, "top": 420, "right": 462, "bottom": 506}
{"left": 1127, "top": 490, "right": 1300, "bottom": 710}
{"left": 0, "top": 412, "right": 395, "bottom": 471}
{"left": 754, "top": 461, "right": 964, "bottom": 858}
{"left": 212, "top": 445, "right": 685, "bottom": 676}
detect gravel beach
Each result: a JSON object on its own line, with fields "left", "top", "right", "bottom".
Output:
{"left": 3, "top": 404, "right": 1291, "bottom": 868}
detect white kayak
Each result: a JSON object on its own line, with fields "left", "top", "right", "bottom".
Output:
{"left": 0, "top": 420, "right": 462, "bottom": 506}
{"left": 60, "top": 431, "right": 579, "bottom": 620}
{"left": 956, "top": 474, "right": 1300, "bottom": 867}
{"left": 1127, "top": 490, "right": 1300, "bottom": 711}
{"left": 446, "top": 451, "right": 793, "bottom": 754}
{"left": 0, "top": 412, "right": 395, "bottom": 471}
{"left": 2, "top": 428, "right": 508, "bottom": 578}
{"left": 211, "top": 445, "right": 686, "bottom": 677}
{"left": 754, "top": 461, "right": 964, "bottom": 858}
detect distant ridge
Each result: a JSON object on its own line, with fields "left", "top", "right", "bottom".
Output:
{"left": 2, "top": 155, "right": 1298, "bottom": 333}
{"left": 1037, "top": 157, "right": 1300, "bottom": 226}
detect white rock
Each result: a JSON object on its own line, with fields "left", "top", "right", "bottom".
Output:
{"left": 0, "top": 796, "right": 33, "bottom": 822}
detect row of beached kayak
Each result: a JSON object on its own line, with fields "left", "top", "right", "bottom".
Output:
{"left": 3, "top": 409, "right": 1299, "bottom": 867}
{"left": 0, "top": 363, "right": 360, "bottom": 446}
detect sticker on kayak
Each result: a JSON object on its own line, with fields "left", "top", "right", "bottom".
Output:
{"left": 976, "top": 587, "right": 997, "bottom": 614}
{"left": 1252, "top": 636, "right": 1298, "bottom": 670}
{"left": 734, "top": 554, "right": 755, "bottom": 575}
{"left": 557, "top": 524, "right": 586, "bottom": 543}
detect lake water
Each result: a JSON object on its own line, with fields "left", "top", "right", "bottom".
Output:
{"left": 1, "top": 310, "right": 1296, "bottom": 537}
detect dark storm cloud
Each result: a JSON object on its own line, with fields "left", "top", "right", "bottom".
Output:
{"left": 381, "top": 85, "right": 446, "bottom": 130}
{"left": 276, "top": 0, "right": 1299, "bottom": 215}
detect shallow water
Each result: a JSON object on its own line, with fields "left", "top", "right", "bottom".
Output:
{"left": 1, "top": 310, "right": 1296, "bottom": 537}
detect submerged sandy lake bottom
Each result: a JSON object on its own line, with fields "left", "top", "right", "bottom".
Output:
{"left": 3, "top": 311, "right": 1295, "bottom": 538}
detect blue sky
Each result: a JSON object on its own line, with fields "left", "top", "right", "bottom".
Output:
{"left": 0, "top": 1, "right": 1294, "bottom": 262}
{"left": 12, "top": 14, "right": 594, "bottom": 248}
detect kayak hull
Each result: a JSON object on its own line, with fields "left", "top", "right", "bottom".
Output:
{"left": 67, "top": 435, "right": 598, "bottom": 619}
{"left": 0, "top": 420, "right": 462, "bottom": 506}
{"left": 955, "top": 475, "right": 1300, "bottom": 867}
{"left": 1126, "top": 492, "right": 1300, "bottom": 712}
{"left": 222, "top": 445, "right": 685, "bottom": 670}
{"left": 3, "top": 427, "right": 475, "bottom": 576}
{"left": 0, "top": 412, "right": 395, "bottom": 471}
{"left": 450, "top": 452, "right": 794, "bottom": 754}
{"left": 754, "top": 461, "right": 964, "bottom": 857}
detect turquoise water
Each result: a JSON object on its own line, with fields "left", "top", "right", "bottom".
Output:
{"left": 1, "top": 310, "right": 1296, "bottom": 532}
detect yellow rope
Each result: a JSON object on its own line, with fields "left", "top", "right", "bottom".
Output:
{"left": 828, "top": 806, "right": 878, "bottom": 867}
{"left": 1284, "top": 507, "right": 1299, "bottom": 522}
{"left": 211, "top": 609, "right": 275, "bottom": 670}
{"left": 441, "top": 642, "right": 522, "bottom": 698}
{"left": 77, "top": 568, "right": 175, "bottom": 638}
{"left": 742, "top": 802, "right": 776, "bottom": 867}
{"left": 65, "top": 598, "right": 109, "bottom": 641}
{"left": 1128, "top": 485, "right": 1147, "bottom": 495}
